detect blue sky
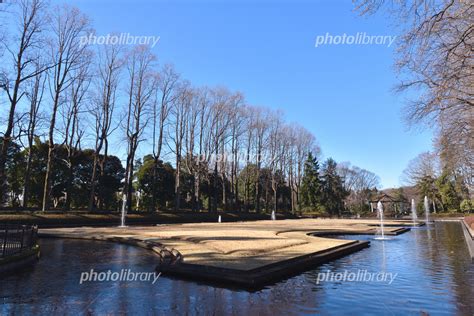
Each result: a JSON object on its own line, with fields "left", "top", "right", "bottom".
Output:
{"left": 57, "top": 0, "right": 433, "bottom": 188}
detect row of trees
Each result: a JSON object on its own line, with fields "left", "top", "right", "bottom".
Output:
{"left": 2, "top": 0, "right": 380, "bottom": 215}
{"left": 2, "top": 134, "right": 382, "bottom": 216}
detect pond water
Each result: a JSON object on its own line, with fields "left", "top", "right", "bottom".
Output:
{"left": 1, "top": 222, "right": 473, "bottom": 315}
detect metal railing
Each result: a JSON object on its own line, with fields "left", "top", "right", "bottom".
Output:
{"left": 0, "top": 224, "right": 38, "bottom": 259}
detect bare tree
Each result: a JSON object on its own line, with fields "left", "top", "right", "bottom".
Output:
{"left": 252, "top": 107, "right": 269, "bottom": 213}
{"left": 193, "top": 87, "right": 212, "bottom": 211}
{"left": 122, "top": 45, "right": 156, "bottom": 212}
{"left": 181, "top": 87, "right": 204, "bottom": 212}
{"left": 289, "top": 124, "right": 315, "bottom": 213}
{"left": 241, "top": 106, "right": 255, "bottom": 212}
{"left": 0, "top": 0, "right": 48, "bottom": 203}
{"left": 60, "top": 61, "right": 90, "bottom": 211}
{"left": 88, "top": 44, "right": 122, "bottom": 211}
{"left": 278, "top": 124, "right": 293, "bottom": 211}
{"left": 168, "top": 82, "right": 191, "bottom": 212}
{"left": 0, "top": 1, "right": 8, "bottom": 59}
{"left": 267, "top": 111, "right": 283, "bottom": 212}
{"left": 207, "top": 88, "right": 232, "bottom": 212}
{"left": 150, "top": 64, "right": 179, "bottom": 211}
{"left": 402, "top": 151, "right": 444, "bottom": 208}
{"left": 402, "top": 151, "right": 439, "bottom": 186}
{"left": 218, "top": 92, "right": 243, "bottom": 211}
{"left": 227, "top": 93, "right": 245, "bottom": 211}
{"left": 42, "top": 5, "right": 91, "bottom": 211}
{"left": 436, "top": 109, "right": 474, "bottom": 195}
{"left": 338, "top": 162, "right": 380, "bottom": 212}
{"left": 21, "top": 58, "right": 46, "bottom": 207}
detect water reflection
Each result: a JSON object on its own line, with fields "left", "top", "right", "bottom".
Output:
{"left": 0, "top": 222, "right": 472, "bottom": 315}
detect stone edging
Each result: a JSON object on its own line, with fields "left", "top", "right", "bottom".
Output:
{"left": 311, "top": 227, "right": 411, "bottom": 236}
{"left": 461, "top": 219, "right": 474, "bottom": 260}
{"left": 462, "top": 219, "right": 474, "bottom": 238}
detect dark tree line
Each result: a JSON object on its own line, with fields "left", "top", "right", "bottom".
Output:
{"left": 0, "top": 137, "right": 123, "bottom": 210}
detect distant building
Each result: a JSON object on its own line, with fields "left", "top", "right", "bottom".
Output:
{"left": 369, "top": 193, "right": 408, "bottom": 215}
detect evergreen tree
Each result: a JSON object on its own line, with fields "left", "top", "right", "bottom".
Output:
{"left": 321, "top": 158, "right": 348, "bottom": 217}
{"left": 417, "top": 175, "right": 441, "bottom": 211}
{"left": 394, "top": 187, "right": 409, "bottom": 214}
{"left": 136, "top": 155, "right": 176, "bottom": 211}
{"left": 300, "top": 152, "right": 322, "bottom": 210}
{"left": 435, "top": 171, "right": 462, "bottom": 211}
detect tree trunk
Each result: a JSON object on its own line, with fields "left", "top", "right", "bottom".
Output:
{"left": 126, "top": 159, "right": 133, "bottom": 212}
{"left": 88, "top": 153, "right": 99, "bottom": 211}
{"left": 98, "top": 141, "right": 108, "bottom": 210}
{"left": 0, "top": 98, "right": 17, "bottom": 203}
{"left": 213, "top": 160, "right": 218, "bottom": 213}
{"left": 42, "top": 145, "right": 54, "bottom": 212}
{"left": 64, "top": 162, "right": 74, "bottom": 211}
{"left": 175, "top": 161, "right": 181, "bottom": 212}
{"left": 273, "top": 187, "right": 278, "bottom": 213}
{"left": 42, "top": 88, "right": 61, "bottom": 212}
{"left": 194, "top": 172, "right": 200, "bottom": 211}
{"left": 222, "top": 176, "right": 226, "bottom": 211}
{"left": 21, "top": 145, "right": 33, "bottom": 208}
{"left": 150, "top": 157, "right": 159, "bottom": 212}
{"left": 0, "top": 54, "right": 23, "bottom": 204}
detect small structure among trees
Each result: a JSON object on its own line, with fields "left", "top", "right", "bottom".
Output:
{"left": 369, "top": 193, "right": 409, "bottom": 216}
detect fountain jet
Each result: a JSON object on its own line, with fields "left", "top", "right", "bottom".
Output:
{"left": 119, "top": 194, "right": 127, "bottom": 227}
{"left": 374, "top": 201, "right": 390, "bottom": 240}
{"left": 411, "top": 199, "right": 418, "bottom": 224}
{"left": 424, "top": 196, "right": 430, "bottom": 225}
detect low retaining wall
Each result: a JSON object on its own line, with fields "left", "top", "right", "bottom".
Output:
{"left": 461, "top": 219, "right": 474, "bottom": 260}
{"left": 313, "top": 227, "right": 411, "bottom": 237}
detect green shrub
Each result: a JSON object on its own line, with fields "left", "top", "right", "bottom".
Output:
{"left": 460, "top": 199, "right": 474, "bottom": 212}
